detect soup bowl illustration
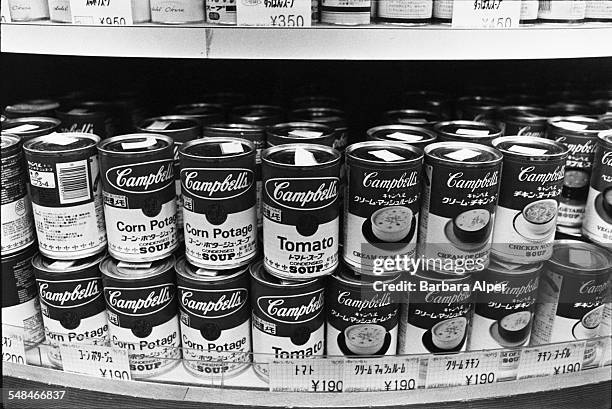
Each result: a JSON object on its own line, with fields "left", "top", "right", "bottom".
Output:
{"left": 431, "top": 317, "right": 467, "bottom": 350}
{"left": 521, "top": 199, "right": 557, "bottom": 235}
{"left": 344, "top": 324, "right": 387, "bottom": 355}
{"left": 452, "top": 208, "right": 492, "bottom": 243}
{"left": 581, "top": 305, "right": 604, "bottom": 336}
{"left": 370, "top": 206, "right": 413, "bottom": 242}
{"left": 498, "top": 311, "right": 532, "bottom": 343}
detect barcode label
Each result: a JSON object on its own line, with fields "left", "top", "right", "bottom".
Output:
{"left": 56, "top": 160, "right": 91, "bottom": 204}
{"left": 540, "top": 1, "right": 551, "bottom": 12}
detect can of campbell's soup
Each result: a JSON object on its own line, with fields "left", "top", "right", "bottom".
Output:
{"left": 434, "top": 120, "right": 504, "bottom": 146}
{"left": 367, "top": 124, "right": 437, "bottom": 150}
{"left": 175, "top": 256, "right": 251, "bottom": 379}
{"left": 538, "top": 0, "right": 586, "bottom": 23}
{"left": 57, "top": 102, "right": 118, "bottom": 138}
{"left": 131, "top": 0, "right": 151, "bottom": 23}
{"left": 98, "top": 134, "right": 179, "bottom": 262}
{"left": 321, "top": 0, "right": 371, "bottom": 25}
{"left": 101, "top": 256, "right": 182, "bottom": 378}
{"left": 179, "top": 138, "right": 258, "bottom": 269}
{"left": 1, "top": 133, "right": 35, "bottom": 255}
{"left": 6, "top": 0, "right": 49, "bottom": 21}
{"left": 150, "top": 0, "right": 205, "bottom": 23}
{"left": 24, "top": 132, "right": 107, "bottom": 260}
{"left": 420, "top": 142, "right": 503, "bottom": 274}
{"left": 33, "top": 252, "right": 109, "bottom": 368}
{"left": 498, "top": 106, "right": 549, "bottom": 137}
{"left": 250, "top": 260, "right": 325, "bottom": 380}
{"left": 48, "top": 0, "right": 71, "bottom": 22}
{"left": 262, "top": 144, "right": 341, "bottom": 280}
{"left": 4, "top": 99, "right": 59, "bottom": 119}
{"left": 290, "top": 107, "right": 349, "bottom": 151}
{"left": 206, "top": 0, "right": 236, "bottom": 24}
{"left": 230, "top": 105, "right": 285, "bottom": 127}
{"left": 343, "top": 141, "right": 423, "bottom": 275}
{"left": 491, "top": 136, "right": 568, "bottom": 264}
{"left": 433, "top": 0, "right": 453, "bottom": 21}
{"left": 582, "top": 131, "right": 612, "bottom": 245}
{"left": 377, "top": 0, "right": 433, "bottom": 24}
{"left": 2, "top": 117, "right": 61, "bottom": 141}
{"left": 266, "top": 122, "right": 336, "bottom": 148}
{"left": 382, "top": 109, "right": 441, "bottom": 129}
{"left": 170, "top": 103, "right": 226, "bottom": 127}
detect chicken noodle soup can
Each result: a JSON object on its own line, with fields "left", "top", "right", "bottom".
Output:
{"left": 175, "top": 256, "right": 251, "bottom": 378}
{"left": 343, "top": 141, "right": 423, "bottom": 274}
{"left": 366, "top": 124, "right": 437, "bottom": 150}
{"left": 150, "top": 0, "right": 205, "bottom": 23}
{"left": 24, "top": 133, "right": 107, "bottom": 260}
{"left": 33, "top": 252, "right": 109, "bottom": 368}
{"left": 262, "top": 144, "right": 341, "bottom": 280}
{"left": 491, "top": 137, "right": 568, "bottom": 264}
{"left": 179, "top": 138, "right": 258, "bottom": 269}
{"left": 582, "top": 131, "right": 612, "bottom": 245}
{"left": 250, "top": 261, "right": 325, "bottom": 380}
{"left": 98, "top": 134, "right": 179, "bottom": 262}
{"left": 206, "top": 0, "right": 236, "bottom": 24}
{"left": 101, "top": 256, "right": 182, "bottom": 378}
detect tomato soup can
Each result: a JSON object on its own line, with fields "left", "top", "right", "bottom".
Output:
{"left": 434, "top": 120, "right": 504, "bottom": 146}
{"left": 4, "top": 99, "right": 59, "bottom": 119}
{"left": 98, "top": 134, "right": 179, "bottom": 262}
{"left": 377, "top": 0, "right": 433, "bottom": 25}
{"left": 33, "top": 252, "right": 109, "bottom": 368}
{"left": 175, "top": 256, "right": 251, "bottom": 378}
{"left": 262, "top": 144, "right": 341, "bottom": 280}
{"left": 230, "top": 105, "right": 285, "bottom": 127}
{"left": 2, "top": 117, "right": 61, "bottom": 141}
{"left": 206, "top": 0, "right": 236, "bottom": 24}
{"left": 491, "top": 136, "right": 568, "bottom": 264}
{"left": 498, "top": 106, "right": 549, "bottom": 138}
{"left": 366, "top": 124, "right": 437, "bottom": 150}
{"left": 531, "top": 240, "right": 611, "bottom": 346}
{"left": 24, "top": 132, "right": 107, "bottom": 260}
{"left": 1, "top": 133, "right": 35, "bottom": 255}
{"left": 179, "top": 137, "right": 258, "bottom": 269}
{"left": 582, "top": 131, "right": 612, "bottom": 245}
{"left": 249, "top": 260, "right": 325, "bottom": 380}
{"left": 101, "top": 256, "right": 182, "bottom": 378}
{"left": 382, "top": 109, "right": 441, "bottom": 129}
{"left": 343, "top": 141, "right": 423, "bottom": 275}
{"left": 398, "top": 270, "right": 474, "bottom": 354}
{"left": 150, "top": 0, "right": 205, "bottom": 24}
{"left": 266, "top": 122, "right": 336, "bottom": 148}
{"left": 419, "top": 142, "right": 503, "bottom": 274}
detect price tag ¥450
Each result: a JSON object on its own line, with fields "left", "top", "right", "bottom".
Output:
{"left": 70, "top": 0, "right": 134, "bottom": 25}
{"left": 452, "top": 0, "right": 521, "bottom": 29}
{"left": 237, "top": 0, "right": 312, "bottom": 27}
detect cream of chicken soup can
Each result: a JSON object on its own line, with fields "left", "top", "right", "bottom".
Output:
{"left": 582, "top": 130, "right": 612, "bottom": 245}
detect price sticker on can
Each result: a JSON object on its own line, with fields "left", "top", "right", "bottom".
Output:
{"left": 59, "top": 344, "right": 132, "bottom": 381}
{"left": 70, "top": 0, "right": 134, "bottom": 25}
{"left": 2, "top": 324, "right": 26, "bottom": 365}
{"left": 451, "top": 0, "right": 521, "bottom": 29}
{"left": 343, "top": 356, "right": 421, "bottom": 392}
{"left": 425, "top": 351, "right": 500, "bottom": 388}
{"left": 237, "top": 0, "right": 312, "bottom": 27}
{"left": 1, "top": 0, "right": 11, "bottom": 23}
{"left": 269, "top": 359, "right": 344, "bottom": 392}
{"left": 517, "top": 341, "right": 586, "bottom": 380}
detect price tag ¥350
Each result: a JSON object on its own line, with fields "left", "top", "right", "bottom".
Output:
{"left": 452, "top": 0, "right": 521, "bottom": 29}
{"left": 70, "top": 0, "right": 133, "bottom": 25}
{"left": 237, "top": 0, "right": 312, "bottom": 27}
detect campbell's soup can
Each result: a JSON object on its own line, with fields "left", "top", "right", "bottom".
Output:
{"left": 230, "top": 105, "right": 285, "bottom": 127}
{"left": 433, "top": 0, "right": 453, "bottom": 21}
{"left": 398, "top": 270, "right": 474, "bottom": 354}
{"left": 434, "top": 120, "right": 504, "bottom": 146}
{"left": 179, "top": 138, "right": 258, "bottom": 269}
{"left": 498, "top": 106, "right": 549, "bottom": 138}
{"left": 2, "top": 117, "right": 61, "bottom": 141}
{"left": 491, "top": 137, "right": 568, "bottom": 264}
{"left": 176, "top": 256, "right": 251, "bottom": 378}
{"left": 24, "top": 132, "right": 107, "bottom": 260}
{"left": 382, "top": 109, "right": 441, "bottom": 129}
{"left": 1, "top": 244, "right": 46, "bottom": 347}
{"left": 327, "top": 267, "right": 400, "bottom": 357}
{"left": 366, "top": 124, "right": 437, "bottom": 150}
{"left": 98, "top": 134, "right": 179, "bottom": 262}
{"left": 33, "top": 252, "right": 109, "bottom": 368}
{"left": 343, "top": 141, "right": 423, "bottom": 275}
{"left": 377, "top": 0, "right": 433, "bottom": 24}
{"left": 419, "top": 142, "right": 502, "bottom": 274}
{"left": 250, "top": 261, "right": 325, "bottom": 380}
{"left": 290, "top": 107, "right": 349, "bottom": 152}
{"left": 262, "top": 144, "right": 341, "bottom": 280}
{"left": 150, "top": 0, "right": 205, "bottom": 23}
{"left": 101, "top": 256, "right": 182, "bottom": 378}
{"left": 4, "top": 99, "right": 59, "bottom": 119}
{"left": 321, "top": 0, "right": 371, "bottom": 25}
{"left": 57, "top": 103, "right": 117, "bottom": 138}
{"left": 5, "top": 0, "right": 49, "bottom": 21}
{"left": 531, "top": 241, "right": 611, "bottom": 347}
{"left": 1, "top": 133, "right": 35, "bottom": 255}
{"left": 582, "top": 131, "right": 612, "bottom": 245}
{"left": 266, "top": 122, "right": 337, "bottom": 148}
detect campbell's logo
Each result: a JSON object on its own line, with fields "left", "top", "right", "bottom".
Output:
{"left": 518, "top": 165, "right": 565, "bottom": 185}
{"left": 362, "top": 171, "right": 418, "bottom": 192}
{"left": 178, "top": 287, "right": 247, "bottom": 318}
{"left": 106, "top": 160, "right": 174, "bottom": 194}
{"left": 104, "top": 284, "right": 175, "bottom": 316}
{"left": 447, "top": 171, "right": 499, "bottom": 192}
{"left": 37, "top": 278, "right": 102, "bottom": 308}
{"left": 265, "top": 178, "right": 338, "bottom": 210}
{"left": 517, "top": 127, "right": 543, "bottom": 137}
{"left": 579, "top": 280, "right": 608, "bottom": 295}
{"left": 258, "top": 289, "right": 324, "bottom": 324}
{"left": 181, "top": 168, "right": 253, "bottom": 200}
{"left": 602, "top": 151, "right": 612, "bottom": 166}
{"left": 337, "top": 291, "right": 392, "bottom": 311}
{"left": 61, "top": 123, "right": 95, "bottom": 134}
{"left": 555, "top": 137, "right": 597, "bottom": 156}
{"left": 425, "top": 291, "right": 472, "bottom": 304}
{"left": 499, "top": 279, "right": 539, "bottom": 298}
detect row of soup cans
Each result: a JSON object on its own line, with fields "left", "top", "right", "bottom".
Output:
{"left": 2, "top": 239, "right": 610, "bottom": 380}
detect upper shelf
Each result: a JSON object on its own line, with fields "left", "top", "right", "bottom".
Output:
{"left": 2, "top": 22, "right": 612, "bottom": 60}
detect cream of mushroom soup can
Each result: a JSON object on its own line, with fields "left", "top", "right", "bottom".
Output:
{"left": 491, "top": 136, "right": 568, "bottom": 264}
{"left": 262, "top": 144, "right": 341, "bottom": 280}
{"left": 24, "top": 132, "right": 107, "bottom": 260}
{"left": 101, "top": 256, "right": 182, "bottom": 378}
{"left": 178, "top": 138, "right": 257, "bottom": 269}
{"left": 582, "top": 131, "right": 612, "bottom": 245}
{"left": 250, "top": 260, "right": 325, "bottom": 380}
{"left": 98, "top": 134, "right": 179, "bottom": 262}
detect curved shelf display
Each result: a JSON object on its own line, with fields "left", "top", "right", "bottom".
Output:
{"left": 2, "top": 22, "right": 612, "bottom": 60}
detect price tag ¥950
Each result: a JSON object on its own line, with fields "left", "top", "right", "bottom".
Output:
{"left": 2, "top": 325, "right": 26, "bottom": 365}
{"left": 269, "top": 359, "right": 344, "bottom": 392}
{"left": 517, "top": 341, "right": 586, "bottom": 380}
{"left": 452, "top": 0, "right": 521, "bottom": 29}
{"left": 59, "top": 344, "right": 132, "bottom": 380}
{"left": 70, "top": 0, "right": 134, "bottom": 25}
{"left": 237, "top": 0, "right": 312, "bottom": 27}
{"left": 343, "top": 356, "right": 421, "bottom": 392}
{"left": 425, "top": 351, "right": 500, "bottom": 388}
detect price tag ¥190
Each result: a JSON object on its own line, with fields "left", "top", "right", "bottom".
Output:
{"left": 425, "top": 351, "right": 500, "bottom": 389}
{"left": 70, "top": 0, "right": 134, "bottom": 25}
{"left": 343, "top": 356, "right": 421, "bottom": 392}
{"left": 59, "top": 344, "right": 132, "bottom": 380}
{"left": 237, "top": 0, "right": 312, "bottom": 27}
{"left": 452, "top": 0, "right": 521, "bottom": 29}
{"left": 269, "top": 359, "right": 344, "bottom": 392}
{"left": 2, "top": 325, "right": 27, "bottom": 365}
{"left": 517, "top": 341, "right": 586, "bottom": 380}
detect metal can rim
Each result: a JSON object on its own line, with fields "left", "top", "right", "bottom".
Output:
{"left": 23, "top": 132, "right": 100, "bottom": 155}
{"left": 100, "top": 255, "right": 175, "bottom": 280}
{"left": 179, "top": 136, "right": 255, "bottom": 160}
{"left": 175, "top": 255, "right": 249, "bottom": 283}
{"left": 424, "top": 141, "right": 503, "bottom": 166}
{"left": 262, "top": 143, "right": 341, "bottom": 168}
{"left": 345, "top": 140, "right": 424, "bottom": 166}
{"left": 97, "top": 133, "right": 174, "bottom": 156}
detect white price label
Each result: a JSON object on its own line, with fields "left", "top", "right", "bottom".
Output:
{"left": 452, "top": 0, "right": 521, "bottom": 29}
{"left": 237, "top": 0, "right": 312, "bottom": 27}
{"left": 343, "top": 357, "right": 421, "bottom": 392}
{"left": 2, "top": 325, "right": 27, "bottom": 365}
{"left": 517, "top": 341, "right": 586, "bottom": 380}
{"left": 70, "top": 0, "right": 133, "bottom": 25}
{"left": 1, "top": 0, "right": 11, "bottom": 23}
{"left": 59, "top": 344, "right": 132, "bottom": 380}
{"left": 269, "top": 359, "right": 344, "bottom": 392}
{"left": 425, "top": 351, "right": 500, "bottom": 388}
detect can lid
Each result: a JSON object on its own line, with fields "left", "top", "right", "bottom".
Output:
{"left": 203, "top": 123, "right": 266, "bottom": 138}
{"left": 100, "top": 256, "right": 175, "bottom": 280}
{"left": 267, "top": 122, "right": 335, "bottom": 141}
{"left": 547, "top": 240, "right": 612, "bottom": 275}
{"left": 24, "top": 132, "right": 100, "bottom": 153}
{"left": 33, "top": 251, "right": 107, "bottom": 274}
{"left": 492, "top": 136, "right": 569, "bottom": 160}
{"left": 5, "top": 99, "right": 60, "bottom": 115}
{"left": 499, "top": 105, "right": 549, "bottom": 124}
{"left": 346, "top": 140, "right": 423, "bottom": 165}
{"left": 383, "top": 109, "right": 440, "bottom": 125}
{"left": 548, "top": 116, "right": 609, "bottom": 135}
{"left": 425, "top": 141, "right": 503, "bottom": 165}
{"left": 249, "top": 259, "right": 320, "bottom": 288}
{"left": 98, "top": 133, "right": 172, "bottom": 154}
{"left": 290, "top": 107, "right": 347, "bottom": 129}
{"left": 137, "top": 115, "right": 202, "bottom": 143}
{"left": 180, "top": 137, "right": 255, "bottom": 159}
{"left": 434, "top": 120, "right": 502, "bottom": 141}
{"left": 1, "top": 117, "right": 61, "bottom": 137}
{"left": 175, "top": 256, "right": 247, "bottom": 282}
{"left": 262, "top": 143, "right": 340, "bottom": 167}
{"left": 367, "top": 125, "right": 437, "bottom": 145}
{"left": 487, "top": 257, "right": 543, "bottom": 275}
{"left": 0, "top": 132, "right": 20, "bottom": 151}
{"left": 599, "top": 129, "right": 612, "bottom": 146}
{"left": 231, "top": 105, "right": 284, "bottom": 125}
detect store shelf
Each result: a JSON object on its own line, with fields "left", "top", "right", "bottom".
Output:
{"left": 2, "top": 22, "right": 612, "bottom": 60}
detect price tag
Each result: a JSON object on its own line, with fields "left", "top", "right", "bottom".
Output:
{"left": 70, "top": 0, "right": 133, "bottom": 25}
{"left": 237, "top": 0, "right": 312, "bottom": 27}
{"left": 517, "top": 341, "right": 586, "bottom": 380}
{"left": 343, "top": 356, "right": 421, "bottom": 392}
{"left": 1, "top": 0, "right": 11, "bottom": 23}
{"left": 452, "top": 0, "right": 521, "bottom": 29}
{"left": 425, "top": 351, "right": 500, "bottom": 388}
{"left": 2, "top": 325, "right": 27, "bottom": 365}
{"left": 269, "top": 359, "right": 344, "bottom": 392}
{"left": 59, "top": 344, "right": 132, "bottom": 380}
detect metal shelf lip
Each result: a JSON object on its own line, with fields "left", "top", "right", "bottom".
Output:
{"left": 2, "top": 22, "right": 612, "bottom": 60}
